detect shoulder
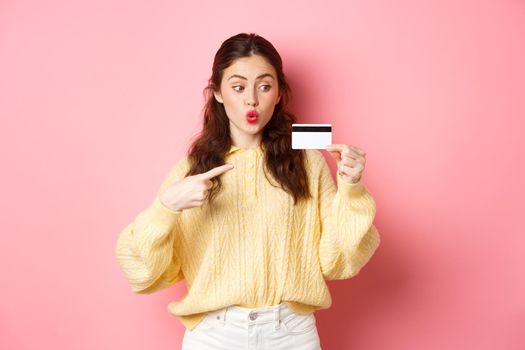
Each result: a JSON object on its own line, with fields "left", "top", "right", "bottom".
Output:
{"left": 164, "top": 156, "right": 190, "bottom": 184}
{"left": 169, "top": 156, "right": 191, "bottom": 179}
{"left": 158, "top": 156, "right": 191, "bottom": 193}
{"left": 302, "top": 149, "right": 332, "bottom": 185}
{"left": 303, "top": 149, "right": 328, "bottom": 171}
{"left": 304, "top": 149, "right": 323, "bottom": 162}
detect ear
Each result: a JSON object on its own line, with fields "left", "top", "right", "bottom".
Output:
{"left": 214, "top": 90, "right": 223, "bottom": 104}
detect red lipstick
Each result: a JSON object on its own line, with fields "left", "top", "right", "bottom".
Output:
{"left": 246, "top": 110, "right": 258, "bottom": 123}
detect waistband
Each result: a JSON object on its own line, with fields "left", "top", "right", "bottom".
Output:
{"left": 205, "top": 302, "right": 297, "bottom": 330}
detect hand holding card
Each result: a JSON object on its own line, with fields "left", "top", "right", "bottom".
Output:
{"left": 325, "top": 144, "right": 367, "bottom": 184}
{"left": 291, "top": 123, "right": 366, "bottom": 184}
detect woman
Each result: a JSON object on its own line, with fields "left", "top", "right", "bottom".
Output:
{"left": 115, "top": 32, "right": 380, "bottom": 350}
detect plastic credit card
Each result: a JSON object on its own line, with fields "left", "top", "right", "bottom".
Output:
{"left": 291, "top": 124, "right": 332, "bottom": 149}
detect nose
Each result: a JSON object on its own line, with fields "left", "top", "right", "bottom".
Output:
{"left": 244, "top": 86, "right": 258, "bottom": 107}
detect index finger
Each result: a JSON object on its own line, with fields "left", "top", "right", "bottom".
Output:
{"left": 200, "top": 163, "right": 235, "bottom": 179}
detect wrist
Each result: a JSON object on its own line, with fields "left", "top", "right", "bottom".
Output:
{"left": 159, "top": 195, "right": 182, "bottom": 212}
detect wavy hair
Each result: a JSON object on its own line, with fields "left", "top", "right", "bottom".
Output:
{"left": 185, "top": 32, "right": 311, "bottom": 205}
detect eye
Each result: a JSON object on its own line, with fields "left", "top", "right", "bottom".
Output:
{"left": 232, "top": 85, "right": 244, "bottom": 92}
{"left": 260, "top": 85, "right": 272, "bottom": 92}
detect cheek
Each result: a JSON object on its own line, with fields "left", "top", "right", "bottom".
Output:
{"left": 221, "top": 93, "right": 241, "bottom": 110}
{"left": 266, "top": 90, "right": 280, "bottom": 103}
{"left": 265, "top": 91, "right": 280, "bottom": 105}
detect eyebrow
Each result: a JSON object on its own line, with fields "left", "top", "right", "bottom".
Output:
{"left": 227, "top": 73, "right": 275, "bottom": 81}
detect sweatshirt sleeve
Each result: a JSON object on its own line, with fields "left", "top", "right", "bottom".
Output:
{"left": 115, "top": 159, "right": 188, "bottom": 294}
{"left": 317, "top": 155, "right": 381, "bottom": 280}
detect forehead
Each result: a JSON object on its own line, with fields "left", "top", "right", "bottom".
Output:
{"left": 222, "top": 55, "right": 276, "bottom": 78}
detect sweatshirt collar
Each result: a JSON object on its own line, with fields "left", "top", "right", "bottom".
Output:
{"left": 226, "top": 144, "right": 264, "bottom": 156}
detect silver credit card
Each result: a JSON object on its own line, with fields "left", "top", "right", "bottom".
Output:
{"left": 291, "top": 124, "right": 332, "bottom": 149}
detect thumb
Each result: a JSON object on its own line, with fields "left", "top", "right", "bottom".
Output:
{"left": 326, "top": 150, "right": 342, "bottom": 162}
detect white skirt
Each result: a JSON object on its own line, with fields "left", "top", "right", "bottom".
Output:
{"left": 181, "top": 302, "right": 322, "bottom": 350}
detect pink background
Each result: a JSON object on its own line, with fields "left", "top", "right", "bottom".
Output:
{"left": 1, "top": 0, "right": 524, "bottom": 349}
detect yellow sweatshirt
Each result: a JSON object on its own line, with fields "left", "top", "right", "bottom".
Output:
{"left": 115, "top": 144, "right": 380, "bottom": 331}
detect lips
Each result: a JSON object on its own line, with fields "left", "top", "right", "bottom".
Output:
{"left": 246, "top": 110, "right": 258, "bottom": 123}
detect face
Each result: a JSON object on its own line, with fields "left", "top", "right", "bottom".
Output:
{"left": 213, "top": 54, "right": 281, "bottom": 142}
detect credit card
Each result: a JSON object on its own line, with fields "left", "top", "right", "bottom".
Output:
{"left": 291, "top": 124, "right": 332, "bottom": 149}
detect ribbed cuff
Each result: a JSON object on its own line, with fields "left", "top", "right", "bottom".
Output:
{"left": 336, "top": 172, "right": 366, "bottom": 197}
{"left": 151, "top": 196, "right": 183, "bottom": 223}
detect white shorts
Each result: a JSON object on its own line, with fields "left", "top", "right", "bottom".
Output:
{"left": 181, "top": 302, "right": 322, "bottom": 349}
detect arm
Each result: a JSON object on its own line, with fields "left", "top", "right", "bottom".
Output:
{"left": 115, "top": 159, "right": 188, "bottom": 294}
{"left": 317, "top": 156, "right": 380, "bottom": 280}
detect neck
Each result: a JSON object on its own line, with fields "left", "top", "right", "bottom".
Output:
{"left": 230, "top": 131, "right": 262, "bottom": 150}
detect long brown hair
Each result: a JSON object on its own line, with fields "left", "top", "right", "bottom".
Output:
{"left": 185, "top": 32, "right": 311, "bottom": 205}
